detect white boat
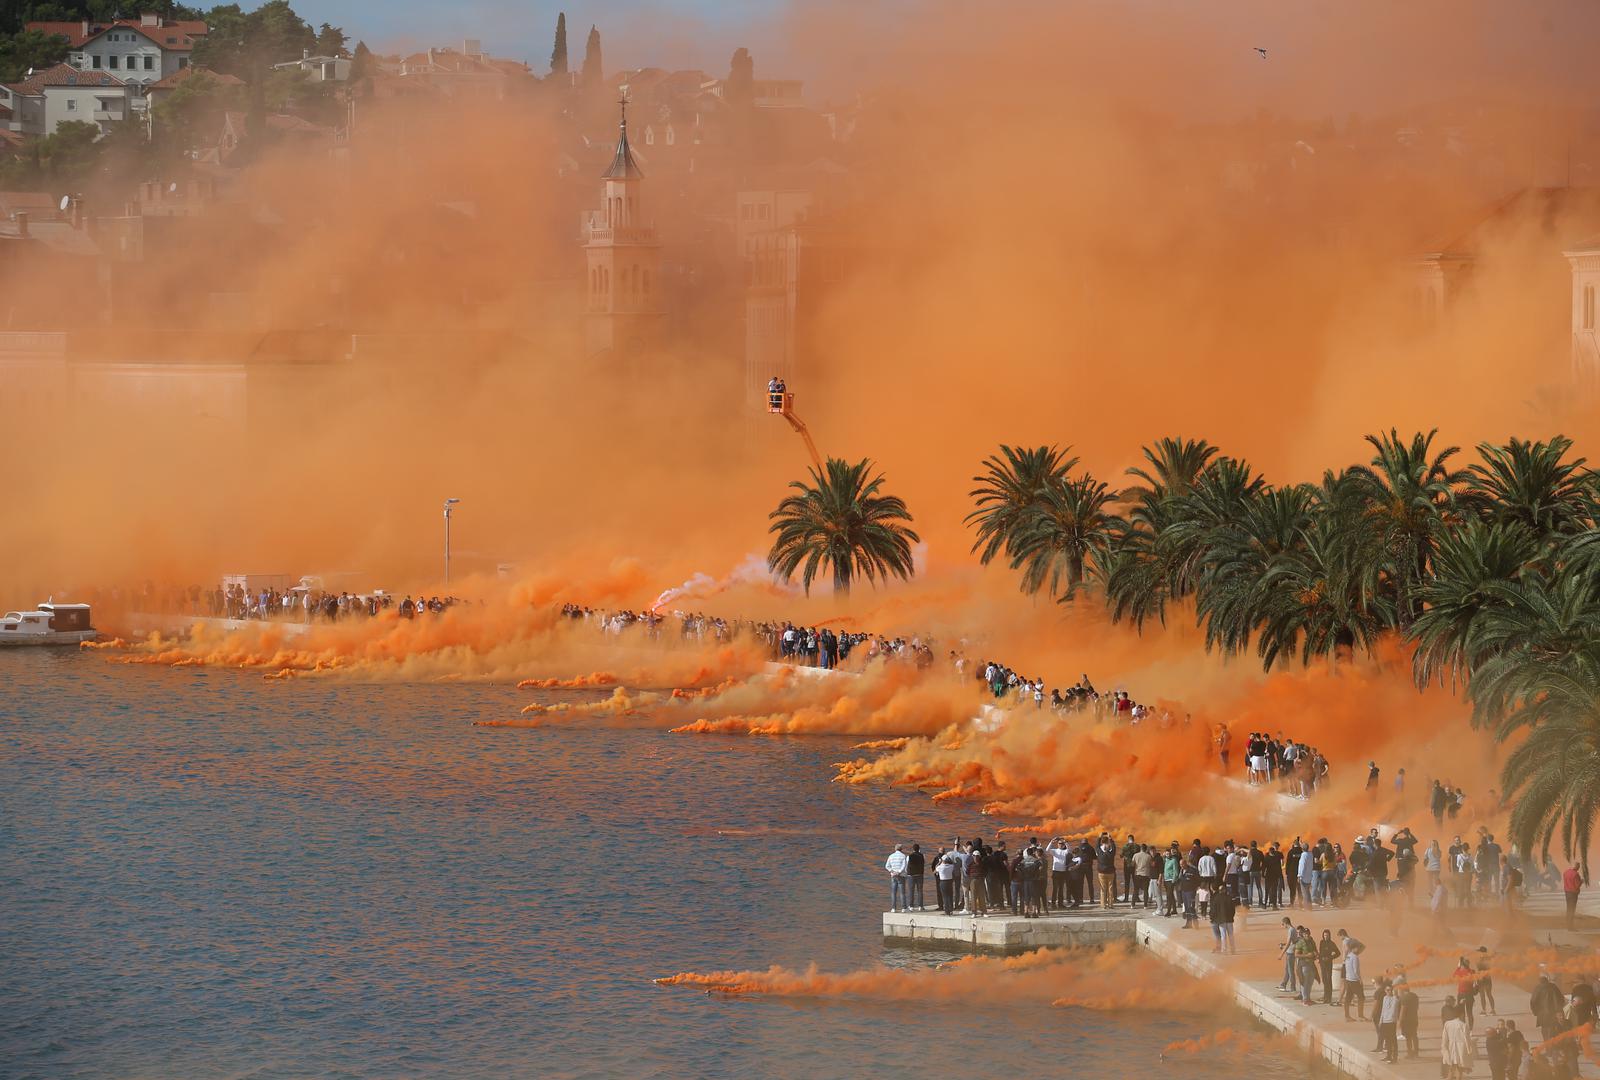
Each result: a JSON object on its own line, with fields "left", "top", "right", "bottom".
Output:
{"left": 0, "top": 601, "right": 97, "bottom": 645}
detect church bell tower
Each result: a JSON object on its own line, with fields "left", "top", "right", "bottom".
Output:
{"left": 584, "top": 95, "right": 665, "bottom": 356}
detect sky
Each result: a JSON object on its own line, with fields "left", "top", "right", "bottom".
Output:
{"left": 295, "top": 0, "right": 793, "bottom": 78}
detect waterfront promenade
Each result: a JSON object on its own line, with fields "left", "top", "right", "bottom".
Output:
{"left": 887, "top": 893, "right": 1599, "bottom": 1078}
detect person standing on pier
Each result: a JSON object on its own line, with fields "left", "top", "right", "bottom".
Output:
{"left": 1316, "top": 930, "right": 1339, "bottom": 1005}
{"left": 1049, "top": 838, "right": 1071, "bottom": 910}
{"left": 1208, "top": 880, "right": 1236, "bottom": 954}
{"left": 1160, "top": 844, "right": 1181, "bottom": 916}
{"left": 1341, "top": 935, "right": 1366, "bottom": 1021}
{"left": 1132, "top": 844, "right": 1156, "bottom": 908}
{"left": 1378, "top": 978, "right": 1402, "bottom": 1063}
{"left": 1286, "top": 838, "right": 1304, "bottom": 908}
{"left": 1276, "top": 918, "right": 1298, "bottom": 994}
{"left": 1263, "top": 841, "right": 1285, "bottom": 909}
{"left": 1095, "top": 837, "right": 1117, "bottom": 911}
{"left": 885, "top": 844, "right": 909, "bottom": 912}
{"left": 1399, "top": 983, "right": 1421, "bottom": 1058}
{"left": 1292, "top": 927, "right": 1317, "bottom": 1004}
{"left": 1121, "top": 834, "right": 1140, "bottom": 904}
{"left": 934, "top": 847, "right": 957, "bottom": 914}
{"left": 906, "top": 843, "right": 925, "bottom": 911}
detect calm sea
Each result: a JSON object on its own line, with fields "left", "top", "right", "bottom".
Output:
{"left": 1, "top": 651, "right": 1310, "bottom": 1078}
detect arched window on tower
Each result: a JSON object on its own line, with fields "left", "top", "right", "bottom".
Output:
{"left": 1585, "top": 283, "right": 1596, "bottom": 331}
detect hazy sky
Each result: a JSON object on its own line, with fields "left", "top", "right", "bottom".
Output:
{"left": 290, "top": 0, "right": 1600, "bottom": 119}
{"left": 295, "top": 0, "right": 792, "bottom": 77}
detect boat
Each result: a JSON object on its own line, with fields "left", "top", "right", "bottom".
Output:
{"left": 0, "top": 601, "right": 98, "bottom": 645}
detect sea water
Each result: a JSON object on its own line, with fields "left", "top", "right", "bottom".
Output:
{"left": 1, "top": 652, "right": 1310, "bottom": 1078}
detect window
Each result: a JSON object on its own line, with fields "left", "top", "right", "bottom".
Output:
{"left": 144, "top": 56, "right": 154, "bottom": 70}
{"left": 643, "top": 269, "right": 650, "bottom": 295}
{"left": 178, "top": 57, "right": 189, "bottom": 69}
{"left": 92, "top": 54, "right": 102, "bottom": 68}
{"left": 66, "top": 99, "right": 77, "bottom": 110}
{"left": 1585, "top": 285, "right": 1596, "bottom": 331}
{"left": 109, "top": 55, "right": 119, "bottom": 68}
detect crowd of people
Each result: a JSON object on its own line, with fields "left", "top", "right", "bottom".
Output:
{"left": 210, "top": 583, "right": 461, "bottom": 622}
{"left": 884, "top": 824, "right": 1591, "bottom": 1076}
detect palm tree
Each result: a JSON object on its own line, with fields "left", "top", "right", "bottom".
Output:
{"left": 1500, "top": 706, "right": 1600, "bottom": 880}
{"left": 1101, "top": 452, "right": 1257, "bottom": 629}
{"left": 1349, "top": 428, "right": 1468, "bottom": 627}
{"left": 1193, "top": 483, "right": 1316, "bottom": 657}
{"left": 1462, "top": 436, "right": 1593, "bottom": 541}
{"left": 767, "top": 457, "right": 920, "bottom": 595}
{"left": 1007, "top": 473, "right": 1119, "bottom": 600}
{"left": 964, "top": 444, "right": 1078, "bottom": 566}
{"left": 1409, "top": 521, "right": 1541, "bottom": 689}
{"left": 1253, "top": 476, "right": 1394, "bottom": 670}
{"left": 1462, "top": 571, "right": 1600, "bottom": 731}
{"left": 1122, "top": 437, "right": 1220, "bottom": 526}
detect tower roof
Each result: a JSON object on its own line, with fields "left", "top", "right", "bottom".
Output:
{"left": 602, "top": 95, "right": 644, "bottom": 180}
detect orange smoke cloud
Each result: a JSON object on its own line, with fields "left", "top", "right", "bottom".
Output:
{"left": 655, "top": 943, "right": 1226, "bottom": 1013}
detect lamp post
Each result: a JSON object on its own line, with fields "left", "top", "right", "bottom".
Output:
{"left": 443, "top": 498, "right": 460, "bottom": 585}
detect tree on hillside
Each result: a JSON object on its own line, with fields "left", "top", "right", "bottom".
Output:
{"left": 313, "top": 22, "right": 346, "bottom": 56}
{"left": 580, "top": 23, "right": 601, "bottom": 88}
{"left": 550, "top": 12, "right": 567, "bottom": 76}
{"left": 350, "top": 39, "right": 372, "bottom": 79}
{"left": 767, "top": 458, "right": 920, "bottom": 595}
{"left": 151, "top": 67, "right": 246, "bottom": 153}
{"left": 190, "top": 0, "right": 315, "bottom": 79}
{"left": 0, "top": 119, "right": 101, "bottom": 187}
{"left": 0, "top": 28, "right": 69, "bottom": 82}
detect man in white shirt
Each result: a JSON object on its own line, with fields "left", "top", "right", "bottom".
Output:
{"left": 1049, "top": 839, "right": 1072, "bottom": 910}
{"left": 934, "top": 848, "right": 958, "bottom": 914}
{"left": 885, "top": 844, "right": 909, "bottom": 911}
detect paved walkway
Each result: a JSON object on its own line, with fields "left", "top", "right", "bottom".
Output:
{"left": 1138, "top": 895, "right": 1598, "bottom": 1079}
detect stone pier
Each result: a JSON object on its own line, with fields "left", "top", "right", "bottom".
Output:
{"left": 885, "top": 893, "right": 1598, "bottom": 1079}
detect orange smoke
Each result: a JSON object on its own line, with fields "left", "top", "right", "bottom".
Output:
{"left": 517, "top": 673, "right": 620, "bottom": 689}
{"left": 655, "top": 943, "right": 1226, "bottom": 1012}
{"left": 1161, "top": 1028, "right": 1277, "bottom": 1056}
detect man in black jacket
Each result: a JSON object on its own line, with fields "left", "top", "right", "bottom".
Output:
{"left": 1122, "top": 834, "right": 1140, "bottom": 904}
{"left": 1530, "top": 972, "right": 1565, "bottom": 1042}
{"left": 906, "top": 844, "right": 926, "bottom": 911}
{"left": 1209, "top": 885, "right": 1237, "bottom": 953}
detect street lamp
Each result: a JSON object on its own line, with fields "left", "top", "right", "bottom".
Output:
{"left": 443, "top": 498, "right": 461, "bottom": 585}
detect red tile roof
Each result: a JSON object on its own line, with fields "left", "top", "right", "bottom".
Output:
{"left": 4, "top": 63, "right": 125, "bottom": 95}
{"left": 24, "top": 17, "right": 207, "bottom": 51}
{"left": 148, "top": 66, "right": 242, "bottom": 91}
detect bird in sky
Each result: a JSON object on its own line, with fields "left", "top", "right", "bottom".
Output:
{"left": 1255, "top": 47, "right": 1268, "bottom": 58}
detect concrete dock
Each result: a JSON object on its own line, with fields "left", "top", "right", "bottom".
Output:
{"left": 883, "top": 906, "right": 1138, "bottom": 951}
{"left": 886, "top": 894, "right": 1598, "bottom": 1079}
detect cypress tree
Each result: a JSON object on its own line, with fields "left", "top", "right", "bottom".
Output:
{"left": 550, "top": 12, "right": 567, "bottom": 77}
{"left": 581, "top": 24, "right": 602, "bottom": 87}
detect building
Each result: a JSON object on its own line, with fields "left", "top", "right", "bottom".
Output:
{"left": 394, "top": 41, "right": 532, "bottom": 100}
{"left": 273, "top": 51, "right": 352, "bottom": 83}
{"left": 27, "top": 14, "right": 206, "bottom": 87}
{"left": 1564, "top": 238, "right": 1600, "bottom": 382}
{"left": 582, "top": 99, "right": 665, "bottom": 356}
{"left": 0, "top": 64, "right": 127, "bottom": 136}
